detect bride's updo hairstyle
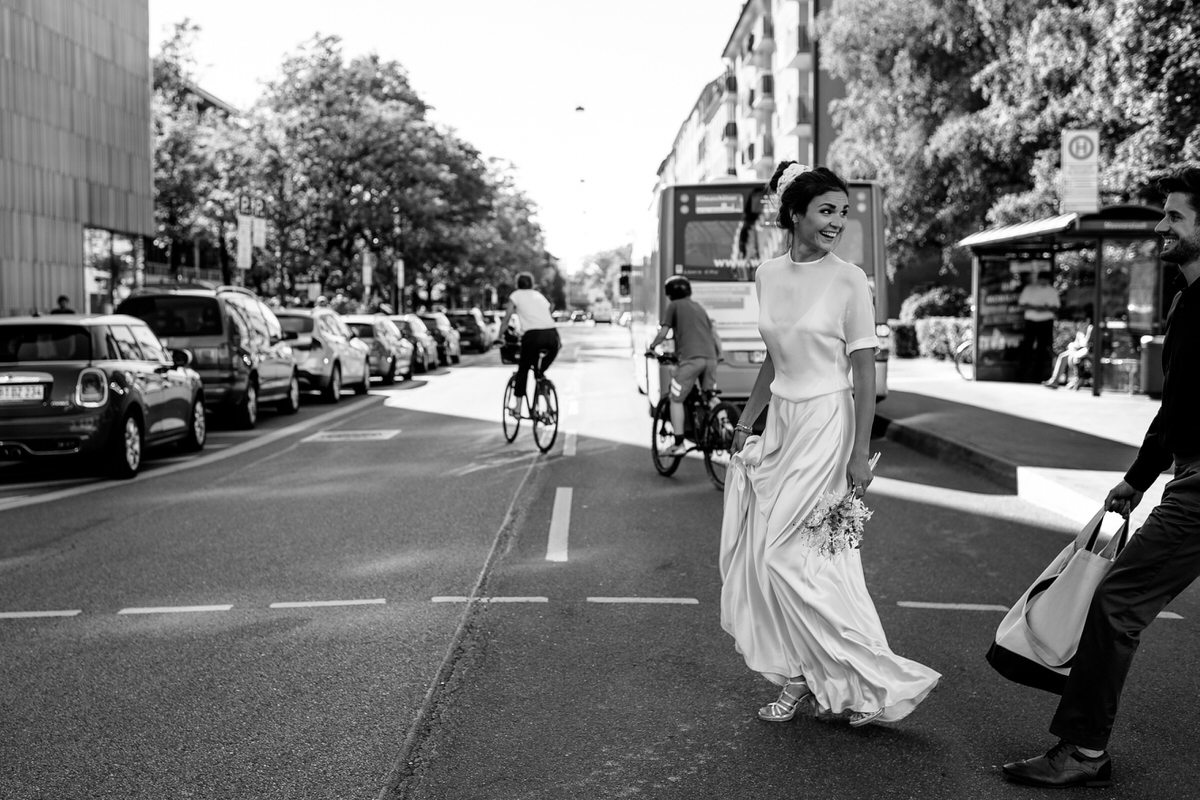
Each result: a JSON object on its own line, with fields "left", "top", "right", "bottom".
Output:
{"left": 767, "top": 160, "right": 850, "bottom": 234}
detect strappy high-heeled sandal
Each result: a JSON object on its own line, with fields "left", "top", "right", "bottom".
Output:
{"left": 848, "top": 708, "right": 883, "bottom": 727}
{"left": 757, "top": 679, "right": 812, "bottom": 722}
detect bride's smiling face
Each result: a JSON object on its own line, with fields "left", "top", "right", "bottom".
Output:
{"left": 793, "top": 191, "right": 849, "bottom": 255}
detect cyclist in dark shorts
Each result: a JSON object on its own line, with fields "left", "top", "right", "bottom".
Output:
{"left": 646, "top": 275, "right": 724, "bottom": 456}
{"left": 500, "top": 271, "right": 561, "bottom": 416}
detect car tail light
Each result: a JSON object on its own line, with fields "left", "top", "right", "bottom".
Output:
{"left": 75, "top": 368, "right": 109, "bottom": 408}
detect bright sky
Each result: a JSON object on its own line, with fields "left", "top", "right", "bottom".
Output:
{"left": 148, "top": 0, "right": 743, "bottom": 273}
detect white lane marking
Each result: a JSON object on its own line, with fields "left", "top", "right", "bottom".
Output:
{"left": 117, "top": 605, "right": 233, "bottom": 615}
{"left": 0, "top": 398, "right": 378, "bottom": 514}
{"left": 898, "top": 601, "right": 1182, "bottom": 620}
{"left": 546, "top": 487, "right": 572, "bottom": 562}
{"left": 0, "top": 609, "right": 82, "bottom": 618}
{"left": 269, "top": 599, "right": 386, "bottom": 608}
{"left": 0, "top": 495, "right": 32, "bottom": 510}
{"left": 301, "top": 429, "right": 400, "bottom": 443}
{"left": 587, "top": 597, "right": 699, "bottom": 604}
{"left": 564, "top": 431, "right": 577, "bottom": 457}
{"left": 898, "top": 601, "right": 1009, "bottom": 612}
{"left": 430, "top": 596, "right": 548, "bottom": 603}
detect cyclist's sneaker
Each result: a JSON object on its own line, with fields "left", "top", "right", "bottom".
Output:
{"left": 508, "top": 401, "right": 521, "bottom": 418}
{"left": 708, "top": 450, "right": 731, "bottom": 465}
{"left": 663, "top": 442, "right": 689, "bottom": 457}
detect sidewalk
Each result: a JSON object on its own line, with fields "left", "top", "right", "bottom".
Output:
{"left": 876, "top": 357, "right": 1167, "bottom": 529}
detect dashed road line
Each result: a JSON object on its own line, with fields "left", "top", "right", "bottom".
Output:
{"left": 117, "top": 605, "right": 233, "bottom": 615}
{"left": 270, "top": 599, "right": 386, "bottom": 608}
{"left": 431, "top": 596, "right": 549, "bottom": 603}
{"left": 898, "top": 601, "right": 1183, "bottom": 620}
{"left": 0, "top": 609, "right": 81, "bottom": 618}
{"left": 546, "top": 487, "right": 572, "bottom": 562}
{"left": 587, "top": 597, "right": 699, "bottom": 604}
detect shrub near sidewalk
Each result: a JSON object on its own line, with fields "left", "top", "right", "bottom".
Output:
{"left": 915, "top": 317, "right": 973, "bottom": 359}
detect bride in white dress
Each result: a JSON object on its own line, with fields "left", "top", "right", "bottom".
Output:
{"left": 721, "top": 162, "right": 940, "bottom": 727}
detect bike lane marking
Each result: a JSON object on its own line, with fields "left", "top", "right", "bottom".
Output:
{"left": 0, "top": 609, "right": 81, "bottom": 618}
{"left": 587, "top": 597, "right": 699, "bottom": 604}
{"left": 546, "top": 487, "right": 572, "bottom": 562}
{"left": 117, "top": 605, "right": 233, "bottom": 615}
{"left": 270, "top": 599, "right": 386, "bottom": 608}
{"left": 431, "top": 597, "right": 549, "bottom": 603}
{"left": 898, "top": 600, "right": 1182, "bottom": 619}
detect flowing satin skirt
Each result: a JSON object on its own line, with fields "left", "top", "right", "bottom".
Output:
{"left": 719, "top": 391, "right": 940, "bottom": 722}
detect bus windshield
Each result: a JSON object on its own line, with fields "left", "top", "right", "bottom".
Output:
{"left": 675, "top": 189, "right": 787, "bottom": 281}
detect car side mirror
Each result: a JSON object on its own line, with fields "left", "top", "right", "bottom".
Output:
{"left": 171, "top": 348, "right": 193, "bottom": 368}
{"left": 282, "top": 330, "right": 298, "bottom": 340}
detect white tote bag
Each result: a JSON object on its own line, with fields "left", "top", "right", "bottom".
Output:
{"left": 986, "top": 508, "right": 1129, "bottom": 694}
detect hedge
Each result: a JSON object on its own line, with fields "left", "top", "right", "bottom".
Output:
{"left": 914, "top": 317, "right": 974, "bottom": 360}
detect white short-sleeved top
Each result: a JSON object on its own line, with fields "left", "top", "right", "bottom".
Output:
{"left": 756, "top": 252, "right": 879, "bottom": 402}
{"left": 509, "top": 289, "right": 556, "bottom": 331}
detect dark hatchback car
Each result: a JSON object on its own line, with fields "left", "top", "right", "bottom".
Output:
{"left": 445, "top": 309, "right": 493, "bottom": 352}
{"left": 117, "top": 285, "right": 299, "bottom": 428}
{"left": 0, "top": 315, "right": 206, "bottom": 478}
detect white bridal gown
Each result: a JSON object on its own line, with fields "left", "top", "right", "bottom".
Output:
{"left": 720, "top": 252, "right": 940, "bottom": 722}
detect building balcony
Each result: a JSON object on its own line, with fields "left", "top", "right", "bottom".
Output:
{"left": 751, "top": 75, "right": 775, "bottom": 120}
{"left": 784, "top": 25, "right": 813, "bottom": 71}
{"left": 750, "top": 19, "right": 775, "bottom": 67}
{"left": 723, "top": 121, "right": 738, "bottom": 141}
{"left": 785, "top": 96, "right": 813, "bottom": 137}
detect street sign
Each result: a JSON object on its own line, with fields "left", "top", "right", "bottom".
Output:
{"left": 362, "top": 252, "right": 375, "bottom": 289}
{"left": 236, "top": 213, "right": 253, "bottom": 269}
{"left": 251, "top": 217, "right": 266, "bottom": 247}
{"left": 1061, "top": 129, "right": 1099, "bottom": 214}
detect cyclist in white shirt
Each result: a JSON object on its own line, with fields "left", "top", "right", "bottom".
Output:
{"left": 500, "top": 272, "right": 561, "bottom": 415}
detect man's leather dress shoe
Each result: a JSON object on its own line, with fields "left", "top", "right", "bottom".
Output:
{"left": 1003, "top": 741, "right": 1112, "bottom": 788}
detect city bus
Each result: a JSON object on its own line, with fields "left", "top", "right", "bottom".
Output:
{"left": 627, "top": 180, "right": 891, "bottom": 410}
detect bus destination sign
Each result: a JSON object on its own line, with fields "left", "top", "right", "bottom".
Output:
{"left": 693, "top": 193, "right": 744, "bottom": 215}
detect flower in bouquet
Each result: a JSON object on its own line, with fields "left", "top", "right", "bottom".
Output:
{"left": 796, "top": 488, "right": 874, "bottom": 558}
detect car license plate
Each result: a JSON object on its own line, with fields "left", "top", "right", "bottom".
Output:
{"left": 0, "top": 384, "right": 44, "bottom": 401}
{"left": 749, "top": 350, "right": 767, "bottom": 364}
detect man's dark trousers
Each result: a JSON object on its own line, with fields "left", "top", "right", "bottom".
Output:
{"left": 1050, "top": 458, "right": 1200, "bottom": 749}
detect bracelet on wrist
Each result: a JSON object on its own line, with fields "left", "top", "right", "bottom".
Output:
{"left": 735, "top": 423, "right": 753, "bottom": 433}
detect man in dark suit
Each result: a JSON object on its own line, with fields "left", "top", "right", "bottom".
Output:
{"left": 1004, "top": 165, "right": 1200, "bottom": 787}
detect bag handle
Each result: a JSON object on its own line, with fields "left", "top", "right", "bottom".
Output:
{"left": 1097, "top": 515, "right": 1130, "bottom": 560}
{"left": 1074, "top": 508, "right": 1107, "bottom": 553}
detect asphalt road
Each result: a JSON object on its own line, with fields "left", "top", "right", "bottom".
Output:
{"left": 3, "top": 324, "right": 1199, "bottom": 800}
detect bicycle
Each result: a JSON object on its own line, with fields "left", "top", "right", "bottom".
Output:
{"left": 500, "top": 339, "right": 559, "bottom": 453}
{"left": 646, "top": 351, "right": 741, "bottom": 490}
{"left": 953, "top": 339, "right": 975, "bottom": 380}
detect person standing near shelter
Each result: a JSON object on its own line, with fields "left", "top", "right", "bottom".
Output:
{"left": 1018, "top": 272, "right": 1060, "bottom": 381}
{"left": 49, "top": 295, "right": 75, "bottom": 314}
{"left": 500, "top": 272, "right": 560, "bottom": 417}
{"left": 720, "top": 161, "right": 940, "bottom": 728}
{"left": 646, "top": 275, "right": 724, "bottom": 456}
{"left": 1004, "top": 166, "right": 1200, "bottom": 788}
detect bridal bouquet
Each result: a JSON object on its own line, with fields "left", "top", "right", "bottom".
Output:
{"left": 796, "top": 454, "right": 880, "bottom": 559}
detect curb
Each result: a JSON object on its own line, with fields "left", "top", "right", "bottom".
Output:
{"left": 873, "top": 411, "right": 1019, "bottom": 493}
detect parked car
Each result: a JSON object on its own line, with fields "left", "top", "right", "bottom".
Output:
{"left": 445, "top": 308, "right": 493, "bottom": 352}
{"left": 418, "top": 312, "right": 462, "bottom": 366}
{"left": 274, "top": 308, "right": 371, "bottom": 402}
{"left": 0, "top": 315, "right": 206, "bottom": 478}
{"left": 343, "top": 313, "right": 414, "bottom": 384}
{"left": 117, "top": 284, "right": 299, "bottom": 428}
{"left": 390, "top": 314, "right": 438, "bottom": 374}
{"left": 481, "top": 310, "right": 503, "bottom": 345}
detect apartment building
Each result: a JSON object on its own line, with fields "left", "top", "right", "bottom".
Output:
{"left": 0, "top": 0, "right": 154, "bottom": 317}
{"left": 659, "top": 0, "right": 841, "bottom": 186}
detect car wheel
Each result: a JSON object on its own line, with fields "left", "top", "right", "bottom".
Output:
{"left": 277, "top": 373, "right": 301, "bottom": 414}
{"left": 107, "top": 411, "right": 143, "bottom": 479}
{"left": 354, "top": 360, "right": 370, "bottom": 395}
{"left": 451, "top": 349, "right": 461, "bottom": 365}
{"left": 382, "top": 358, "right": 396, "bottom": 386}
{"left": 323, "top": 364, "right": 342, "bottom": 403}
{"left": 180, "top": 396, "right": 207, "bottom": 452}
{"left": 235, "top": 379, "right": 259, "bottom": 429}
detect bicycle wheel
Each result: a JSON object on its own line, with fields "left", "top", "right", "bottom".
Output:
{"left": 651, "top": 398, "right": 683, "bottom": 476}
{"left": 703, "top": 401, "right": 740, "bottom": 491}
{"left": 954, "top": 340, "right": 975, "bottom": 380}
{"left": 502, "top": 373, "right": 521, "bottom": 443}
{"left": 531, "top": 378, "right": 559, "bottom": 453}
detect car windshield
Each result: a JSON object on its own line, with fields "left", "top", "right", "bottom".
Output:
{"left": 117, "top": 295, "right": 223, "bottom": 336}
{"left": 349, "top": 323, "right": 375, "bottom": 338}
{"left": 277, "top": 316, "right": 314, "bottom": 334}
{"left": 0, "top": 325, "right": 91, "bottom": 362}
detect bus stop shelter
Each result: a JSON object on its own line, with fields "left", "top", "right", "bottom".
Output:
{"left": 957, "top": 204, "right": 1172, "bottom": 397}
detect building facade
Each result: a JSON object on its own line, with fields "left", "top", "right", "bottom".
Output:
{"left": 0, "top": 0, "right": 154, "bottom": 317}
{"left": 659, "top": 0, "right": 841, "bottom": 187}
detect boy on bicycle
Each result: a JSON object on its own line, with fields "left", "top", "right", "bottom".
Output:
{"left": 500, "top": 271, "right": 560, "bottom": 416}
{"left": 646, "top": 275, "right": 724, "bottom": 456}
